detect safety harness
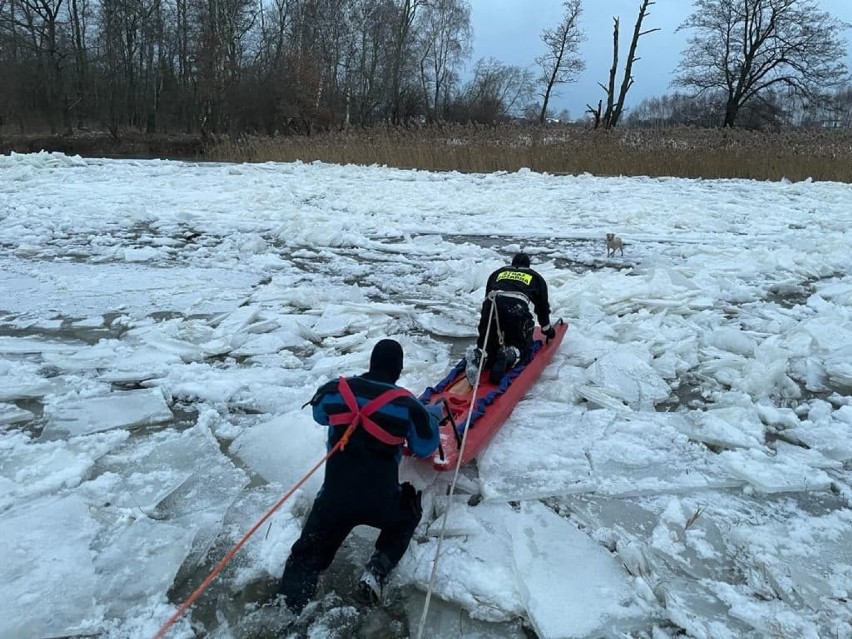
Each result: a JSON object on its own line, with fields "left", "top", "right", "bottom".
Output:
{"left": 486, "top": 289, "right": 530, "bottom": 348}
{"left": 328, "top": 376, "right": 410, "bottom": 447}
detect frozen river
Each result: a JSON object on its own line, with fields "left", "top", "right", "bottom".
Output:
{"left": 1, "top": 152, "right": 851, "bottom": 639}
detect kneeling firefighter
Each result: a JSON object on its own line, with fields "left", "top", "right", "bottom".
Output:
{"left": 467, "top": 252, "right": 555, "bottom": 384}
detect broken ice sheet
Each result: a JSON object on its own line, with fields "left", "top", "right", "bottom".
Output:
{"left": 197, "top": 305, "right": 262, "bottom": 354}
{"left": 93, "top": 516, "right": 196, "bottom": 618}
{"left": 122, "top": 317, "right": 215, "bottom": 361}
{"left": 40, "top": 338, "right": 129, "bottom": 372}
{"left": 772, "top": 440, "right": 843, "bottom": 471}
{"left": 209, "top": 304, "right": 261, "bottom": 337}
{"left": 413, "top": 309, "right": 475, "bottom": 338}
{"left": 229, "top": 329, "right": 308, "bottom": 357}
{"left": 563, "top": 494, "right": 664, "bottom": 542}
{"left": 77, "top": 465, "right": 193, "bottom": 515}
{"left": 658, "top": 577, "right": 761, "bottom": 639}
{"left": 214, "top": 483, "right": 304, "bottom": 589}
{"left": 161, "top": 361, "right": 309, "bottom": 413}
{"left": 0, "top": 334, "right": 81, "bottom": 356}
{"left": 791, "top": 403, "right": 852, "bottom": 463}
{"left": 0, "top": 402, "right": 34, "bottom": 424}
{"left": 403, "top": 592, "right": 529, "bottom": 639}
{"left": 583, "top": 348, "right": 671, "bottom": 410}
{"left": 95, "top": 420, "right": 250, "bottom": 568}
{"left": 478, "top": 402, "right": 595, "bottom": 501}
{"left": 586, "top": 412, "right": 743, "bottom": 497}
{"left": 574, "top": 383, "right": 631, "bottom": 412}
{"left": 229, "top": 412, "right": 326, "bottom": 497}
{"left": 152, "top": 426, "right": 250, "bottom": 572}
{"left": 0, "top": 495, "right": 102, "bottom": 639}
{"left": 648, "top": 496, "right": 732, "bottom": 581}
{"left": 403, "top": 502, "right": 524, "bottom": 623}
{"left": 426, "top": 494, "right": 482, "bottom": 537}
{"left": 0, "top": 356, "right": 61, "bottom": 401}
{"left": 98, "top": 345, "right": 184, "bottom": 384}
{"left": 824, "top": 350, "right": 852, "bottom": 391}
{"left": 710, "top": 581, "right": 822, "bottom": 639}
{"left": 716, "top": 447, "right": 833, "bottom": 494}
{"left": 706, "top": 327, "right": 758, "bottom": 357}
{"left": 71, "top": 315, "right": 106, "bottom": 328}
{"left": 310, "top": 305, "right": 377, "bottom": 337}
{"left": 728, "top": 508, "right": 852, "bottom": 611}
{"left": 0, "top": 429, "right": 129, "bottom": 510}
{"left": 42, "top": 387, "right": 173, "bottom": 437}
{"left": 482, "top": 402, "right": 744, "bottom": 502}
{"left": 509, "top": 501, "right": 645, "bottom": 639}
{"left": 674, "top": 405, "right": 766, "bottom": 450}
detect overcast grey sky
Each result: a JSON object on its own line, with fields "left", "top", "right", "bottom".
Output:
{"left": 467, "top": 0, "right": 852, "bottom": 120}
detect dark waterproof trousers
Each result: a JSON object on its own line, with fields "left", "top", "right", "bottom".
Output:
{"left": 278, "top": 482, "right": 422, "bottom": 614}
{"left": 477, "top": 297, "right": 535, "bottom": 364}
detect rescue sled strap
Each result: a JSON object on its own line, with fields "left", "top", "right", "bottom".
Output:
{"left": 486, "top": 290, "right": 531, "bottom": 348}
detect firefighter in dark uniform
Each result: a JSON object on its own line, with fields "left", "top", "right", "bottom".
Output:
{"left": 278, "top": 339, "right": 441, "bottom": 614}
{"left": 469, "top": 252, "right": 555, "bottom": 383}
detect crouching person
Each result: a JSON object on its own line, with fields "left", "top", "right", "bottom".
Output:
{"left": 467, "top": 252, "right": 555, "bottom": 384}
{"left": 278, "top": 339, "right": 441, "bottom": 613}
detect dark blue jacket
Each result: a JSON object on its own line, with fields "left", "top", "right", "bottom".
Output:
{"left": 309, "top": 372, "right": 440, "bottom": 490}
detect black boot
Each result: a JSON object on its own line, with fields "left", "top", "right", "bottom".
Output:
{"left": 489, "top": 346, "right": 519, "bottom": 384}
{"left": 358, "top": 552, "right": 392, "bottom": 604}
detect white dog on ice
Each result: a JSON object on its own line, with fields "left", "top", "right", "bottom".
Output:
{"left": 606, "top": 233, "right": 624, "bottom": 257}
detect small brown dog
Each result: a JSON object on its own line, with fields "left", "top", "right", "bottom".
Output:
{"left": 606, "top": 233, "right": 624, "bottom": 257}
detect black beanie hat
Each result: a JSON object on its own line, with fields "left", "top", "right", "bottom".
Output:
{"left": 512, "top": 253, "right": 531, "bottom": 268}
{"left": 369, "top": 339, "right": 404, "bottom": 383}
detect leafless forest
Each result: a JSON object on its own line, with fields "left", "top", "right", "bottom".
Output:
{"left": 2, "top": 0, "right": 851, "bottom": 180}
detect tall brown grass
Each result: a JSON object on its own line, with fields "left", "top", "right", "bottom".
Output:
{"left": 208, "top": 123, "right": 852, "bottom": 183}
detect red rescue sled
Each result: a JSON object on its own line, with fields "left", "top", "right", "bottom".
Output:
{"left": 418, "top": 321, "right": 567, "bottom": 471}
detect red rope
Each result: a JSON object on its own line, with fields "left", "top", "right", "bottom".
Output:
{"left": 151, "top": 422, "right": 356, "bottom": 639}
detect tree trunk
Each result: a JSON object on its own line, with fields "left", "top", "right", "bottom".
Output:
{"left": 611, "top": 0, "right": 658, "bottom": 128}
{"left": 723, "top": 98, "right": 738, "bottom": 127}
{"left": 602, "top": 17, "right": 619, "bottom": 127}
{"left": 69, "top": 0, "right": 87, "bottom": 127}
{"left": 538, "top": 58, "right": 560, "bottom": 124}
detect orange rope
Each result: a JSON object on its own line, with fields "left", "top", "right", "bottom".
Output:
{"left": 151, "top": 422, "right": 356, "bottom": 639}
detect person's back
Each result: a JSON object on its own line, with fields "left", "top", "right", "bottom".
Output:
{"left": 469, "top": 253, "right": 555, "bottom": 383}
{"left": 485, "top": 261, "right": 549, "bottom": 319}
{"left": 313, "top": 370, "right": 437, "bottom": 493}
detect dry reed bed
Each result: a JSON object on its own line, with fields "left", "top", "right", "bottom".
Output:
{"left": 208, "top": 125, "right": 852, "bottom": 183}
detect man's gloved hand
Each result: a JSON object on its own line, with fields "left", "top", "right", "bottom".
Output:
{"left": 542, "top": 324, "right": 556, "bottom": 340}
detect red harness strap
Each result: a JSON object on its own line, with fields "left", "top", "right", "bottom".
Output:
{"left": 327, "top": 377, "right": 410, "bottom": 447}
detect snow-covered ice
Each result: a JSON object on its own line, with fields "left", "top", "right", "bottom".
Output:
{"left": 1, "top": 151, "right": 852, "bottom": 638}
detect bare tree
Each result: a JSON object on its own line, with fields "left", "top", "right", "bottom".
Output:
{"left": 388, "top": 0, "right": 426, "bottom": 123}
{"left": 194, "top": 0, "right": 258, "bottom": 134}
{"left": 828, "top": 86, "right": 852, "bottom": 129}
{"left": 535, "top": 0, "right": 585, "bottom": 124}
{"left": 345, "top": 0, "right": 399, "bottom": 126}
{"left": 597, "top": 0, "right": 659, "bottom": 128}
{"left": 66, "top": 0, "right": 90, "bottom": 127}
{"left": 585, "top": 98, "right": 601, "bottom": 127}
{"left": 624, "top": 91, "right": 726, "bottom": 128}
{"left": 99, "top": 0, "right": 174, "bottom": 132}
{"left": 674, "top": 0, "right": 849, "bottom": 128}
{"left": 455, "top": 56, "right": 534, "bottom": 122}
{"left": 797, "top": 84, "right": 852, "bottom": 128}
{"left": 12, "top": 0, "right": 68, "bottom": 131}
{"left": 414, "top": 0, "right": 471, "bottom": 122}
